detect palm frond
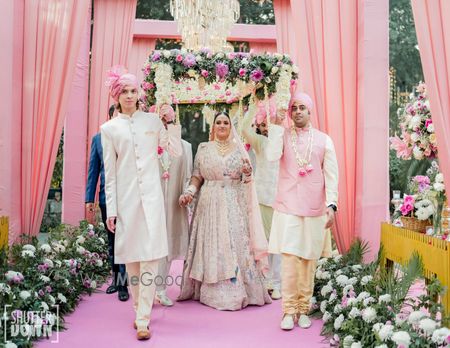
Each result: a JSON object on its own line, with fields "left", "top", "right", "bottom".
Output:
{"left": 342, "top": 239, "right": 370, "bottom": 265}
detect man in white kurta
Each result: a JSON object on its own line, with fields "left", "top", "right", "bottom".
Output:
{"left": 242, "top": 102, "right": 281, "bottom": 300}
{"left": 266, "top": 91, "right": 338, "bottom": 331}
{"left": 154, "top": 104, "right": 193, "bottom": 306}
{"left": 101, "top": 69, "right": 181, "bottom": 340}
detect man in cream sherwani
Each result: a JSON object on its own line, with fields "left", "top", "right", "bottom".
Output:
{"left": 154, "top": 104, "right": 192, "bottom": 307}
{"left": 101, "top": 69, "right": 181, "bottom": 340}
{"left": 266, "top": 91, "right": 338, "bottom": 331}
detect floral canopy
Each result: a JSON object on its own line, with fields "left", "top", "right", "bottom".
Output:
{"left": 141, "top": 48, "right": 299, "bottom": 123}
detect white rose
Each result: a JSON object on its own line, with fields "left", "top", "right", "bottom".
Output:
{"left": 378, "top": 324, "right": 394, "bottom": 341}
{"left": 40, "top": 244, "right": 52, "bottom": 253}
{"left": 350, "top": 343, "right": 361, "bottom": 348}
{"left": 195, "top": 55, "right": 202, "bottom": 62}
{"left": 321, "top": 284, "right": 333, "bottom": 297}
{"left": 57, "top": 293, "right": 67, "bottom": 303}
{"left": 322, "top": 311, "right": 331, "bottom": 323}
{"left": 21, "top": 250, "right": 35, "bottom": 258}
{"left": 22, "top": 244, "right": 36, "bottom": 252}
{"left": 310, "top": 297, "right": 317, "bottom": 305}
{"left": 357, "top": 291, "right": 370, "bottom": 301}
{"left": 427, "top": 123, "right": 434, "bottom": 133}
{"left": 418, "top": 318, "right": 437, "bottom": 336}
{"left": 410, "top": 132, "right": 420, "bottom": 142}
{"left": 320, "top": 300, "right": 328, "bottom": 313}
{"left": 362, "top": 307, "right": 377, "bottom": 323}
{"left": 433, "top": 182, "right": 445, "bottom": 192}
{"left": 163, "top": 50, "right": 171, "bottom": 58}
{"left": 407, "top": 310, "right": 427, "bottom": 325}
{"left": 5, "top": 342, "right": 18, "bottom": 348}
{"left": 91, "top": 280, "right": 97, "bottom": 289}
{"left": 409, "top": 115, "right": 421, "bottom": 130}
{"left": 343, "top": 335, "right": 354, "bottom": 348}
{"left": 435, "top": 173, "right": 444, "bottom": 183}
{"left": 334, "top": 304, "right": 342, "bottom": 314}
{"left": 19, "top": 290, "right": 31, "bottom": 300}
{"left": 40, "top": 275, "right": 50, "bottom": 283}
{"left": 336, "top": 274, "right": 349, "bottom": 287}
{"left": 431, "top": 327, "right": 450, "bottom": 344}
{"left": 180, "top": 48, "right": 187, "bottom": 54}
{"left": 95, "top": 260, "right": 103, "bottom": 267}
{"left": 98, "top": 237, "right": 105, "bottom": 245}
{"left": 391, "top": 331, "right": 411, "bottom": 347}
{"left": 40, "top": 302, "right": 49, "bottom": 311}
{"left": 87, "top": 224, "right": 94, "bottom": 230}
{"left": 241, "top": 58, "right": 249, "bottom": 65}
{"left": 334, "top": 314, "right": 345, "bottom": 330}
{"left": 321, "top": 271, "right": 331, "bottom": 280}
{"left": 271, "top": 66, "right": 279, "bottom": 74}
{"left": 349, "top": 307, "right": 360, "bottom": 319}
{"left": 43, "top": 258, "right": 54, "bottom": 268}
{"left": 76, "top": 236, "right": 86, "bottom": 245}
{"left": 378, "top": 294, "right": 391, "bottom": 303}
{"left": 360, "top": 275, "right": 373, "bottom": 285}
{"left": 413, "top": 147, "right": 424, "bottom": 160}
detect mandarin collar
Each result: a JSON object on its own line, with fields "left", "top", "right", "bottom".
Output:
{"left": 118, "top": 110, "right": 139, "bottom": 119}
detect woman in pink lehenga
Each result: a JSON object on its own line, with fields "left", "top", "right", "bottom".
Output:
{"left": 178, "top": 111, "right": 271, "bottom": 310}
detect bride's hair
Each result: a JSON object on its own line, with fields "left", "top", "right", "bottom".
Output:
{"left": 213, "top": 111, "right": 230, "bottom": 122}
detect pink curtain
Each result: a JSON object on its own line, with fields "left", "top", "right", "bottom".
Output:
{"left": 274, "top": 0, "right": 390, "bottom": 254}
{"left": 411, "top": 0, "right": 450, "bottom": 190}
{"left": 88, "top": 0, "right": 137, "bottom": 146}
{"left": 17, "top": 0, "right": 90, "bottom": 240}
{"left": 129, "top": 37, "right": 157, "bottom": 82}
{"left": 273, "top": 0, "right": 298, "bottom": 63}
{"left": 249, "top": 42, "right": 277, "bottom": 54}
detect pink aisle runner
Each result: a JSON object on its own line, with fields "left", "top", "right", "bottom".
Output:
{"left": 36, "top": 261, "right": 327, "bottom": 348}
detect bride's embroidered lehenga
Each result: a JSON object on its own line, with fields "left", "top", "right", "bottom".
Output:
{"left": 178, "top": 142, "right": 271, "bottom": 310}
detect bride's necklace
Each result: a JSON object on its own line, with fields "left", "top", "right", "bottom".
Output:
{"left": 215, "top": 139, "right": 231, "bottom": 157}
{"left": 290, "top": 125, "right": 314, "bottom": 176}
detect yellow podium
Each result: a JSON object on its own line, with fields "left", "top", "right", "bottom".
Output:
{"left": 0, "top": 216, "right": 8, "bottom": 248}
{"left": 381, "top": 222, "right": 450, "bottom": 316}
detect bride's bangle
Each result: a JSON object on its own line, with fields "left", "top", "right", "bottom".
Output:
{"left": 184, "top": 184, "right": 197, "bottom": 196}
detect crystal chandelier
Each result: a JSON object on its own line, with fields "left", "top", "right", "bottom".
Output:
{"left": 169, "top": 0, "right": 240, "bottom": 52}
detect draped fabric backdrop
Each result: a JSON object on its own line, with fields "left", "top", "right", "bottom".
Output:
{"left": 273, "top": 0, "right": 298, "bottom": 64}
{"left": 249, "top": 42, "right": 277, "bottom": 54}
{"left": 129, "top": 37, "right": 157, "bottom": 83}
{"left": 88, "top": 0, "right": 137, "bottom": 150}
{"left": 411, "top": 0, "right": 450, "bottom": 192}
{"left": 273, "top": 0, "right": 389, "bottom": 255}
{"left": 2, "top": 0, "right": 90, "bottom": 242}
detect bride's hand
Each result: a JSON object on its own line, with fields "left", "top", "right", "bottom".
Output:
{"left": 242, "top": 158, "right": 252, "bottom": 176}
{"left": 179, "top": 193, "right": 193, "bottom": 207}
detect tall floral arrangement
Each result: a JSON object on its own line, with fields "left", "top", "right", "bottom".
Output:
{"left": 390, "top": 82, "right": 438, "bottom": 160}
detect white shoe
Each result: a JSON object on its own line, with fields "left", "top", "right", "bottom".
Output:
{"left": 156, "top": 292, "right": 174, "bottom": 307}
{"left": 280, "top": 315, "right": 295, "bottom": 330}
{"left": 298, "top": 314, "right": 312, "bottom": 329}
{"left": 271, "top": 289, "right": 282, "bottom": 300}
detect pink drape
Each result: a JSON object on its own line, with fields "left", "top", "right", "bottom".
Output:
{"left": 61, "top": 3, "right": 92, "bottom": 226}
{"left": 273, "top": 0, "right": 298, "bottom": 63}
{"left": 18, "top": 0, "right": 90, "bottom": 240}
{"left": 274, "top": 0, "right": 389, "bottom": 254}
{"left": 129, "top": 37, "right": 157, "bottom": 83}
{"left": 411, "top": 0, "right": 450, "bottom": 191}
{"left": 88, "top": 0, "right": 137, "bottom": 146}
{"left": 249, "top": 42, "right": 277, "bottom": 54}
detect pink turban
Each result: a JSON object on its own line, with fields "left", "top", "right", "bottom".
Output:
{"left": 105, "top": 66, "right": 139, "bottom": 101}
{"left": 290, "top": 91, "right": 314, "bottom": 112}
{"left": 159, "top": 104, "right": 175, "bottom": 122}
{"left": 254, "top": 97, "right": 277, "bottom": 124}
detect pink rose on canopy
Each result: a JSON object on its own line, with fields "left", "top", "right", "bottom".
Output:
{"left": 239, "top": 68, "right": 247, "bottom": 77}
{"left": 250, "top": 69, "right": 264, "bottom": 82}
{"left": 215, "top": 62, "right": 229, "bottom": 79}
{"left": 176, "top": 54, "right": 183, "bottom": 62}
{"left": 201, "top": 70, "right": 209, "bottom": 78}
{"left": 425, "top": 119, "right": 433, "bottom": 128}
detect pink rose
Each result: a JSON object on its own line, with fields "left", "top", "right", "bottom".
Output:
{"left": 425, "top": 119, "right": 433, "bottom": 128}
{"left": 245, "top": 143, "right": 251, "bottom": 151}
{"left": 403, "top": 195, "right": 415, "bottom": 204}
{"left": 162, "top": 171, "right": 170, "bottom": 180}
{"left": 298, "top": 168, "right": 307, "bottom": 177}
{"left": 157, "top": 146, "right": 164, "bottom": 156}
{"left": 225, "top": 90, "right": 232, "bottom": 96}
{"left": 239, "top": 68, "right": 247, "bottom": 77}
{"left": 176, "top": 54, "right": 183, "bottom": 62}
{"left": 201, "top": 70, "right": 209, "bottom": 78}
{"left": 213, "top": 84, "right": 221, "bottom": 90}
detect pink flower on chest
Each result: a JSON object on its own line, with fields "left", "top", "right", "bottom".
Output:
{"left": 157, "top": 146, "right": 164, "bottom": 155}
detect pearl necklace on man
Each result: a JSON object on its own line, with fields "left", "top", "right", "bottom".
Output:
{"left": 290, "top": 125, "right": 314, "bottom": 176}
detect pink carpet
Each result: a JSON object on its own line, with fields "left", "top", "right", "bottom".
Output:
{"left": 36, "top": 261, "right": 327, "bottom": 348}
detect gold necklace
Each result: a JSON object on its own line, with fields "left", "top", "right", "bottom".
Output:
{"left": 215, "top": 139, "right": 231, "bottom": 156}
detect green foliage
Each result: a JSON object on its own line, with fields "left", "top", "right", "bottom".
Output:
{"left": 389, "top": 0, "right": 424, "bottom": 90}
{"left": 50, "top": 130, "right": 64, "bottom": 189}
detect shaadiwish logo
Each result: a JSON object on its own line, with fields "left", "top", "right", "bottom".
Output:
{"left": 3, "top": 305, "right": 60, "bottom": 344}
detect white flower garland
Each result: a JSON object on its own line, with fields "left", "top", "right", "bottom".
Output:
{"left": 275, "top": 64, "right": 292, "bottom": 110}
{"left": 154, "top": 63, "right": 173, "bottom": 106}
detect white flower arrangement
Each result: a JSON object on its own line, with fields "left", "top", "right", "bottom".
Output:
{"left": 21, "top": 250, "right": 35, "bottom": 258}
{"left": 431, "top": 327, "right": 450, "bottom": 345}
{"left": 378, "top": 324, "right": 394, "bottom": 341}
{"left": 378, "top": 294, "right": 391, "bottom": 303}
{"left": 22, "top": 244, "right": 36, "bottom": 252}
{"left": 348, "top": 307, "right": 361, "bottom": 319}
{"left": 418, "top": 318, "right": 437, "bottom": 336}
{"left": 39, "top": 244, "right": 52, "bottom": 253}
{"left": 360, "top": 275, "right": 373, "bottom": 285}
{"left": 336, "top": 274, "right": 349, "bottom": 287}
{"left": 19, "top": 290, "right": 31, "bottom": 300}
{"left": 334, "top": 314, "right": 345, "bottom": 330}
{"left": 275, "top": 66, "right": 292, "bottom": 110}
{"left": 391, "top": 331, "right": 411, "bottom": 347}
{"left": 154, "top": 63, "right": 173, "bottom": 106}
{"left": 362, "top": 307, "right": 377, "bottom": 323}
{"left": 407, "top": 310, "right": 427, "bottom": 325}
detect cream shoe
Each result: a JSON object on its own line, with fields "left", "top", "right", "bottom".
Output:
{"left": 298, "top": 314, "right": 312, "bottom": 329}
{"left": 156, "top": 291, "right": 174, "bottom": 307}
{"left": 271, "top": 289, "right": 282, "bottom": 300}
{"left": 280, "top": 314, "right": 295, "bottom": 330}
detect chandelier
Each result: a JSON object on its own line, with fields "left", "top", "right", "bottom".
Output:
{"left": 169, "top": 0, "right": 240, "bottom": 52}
